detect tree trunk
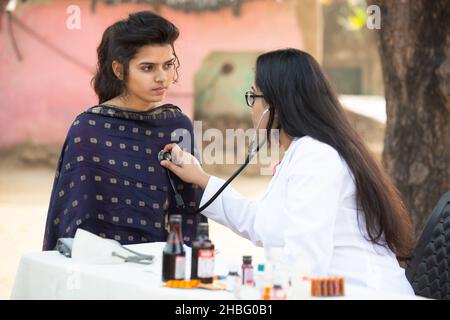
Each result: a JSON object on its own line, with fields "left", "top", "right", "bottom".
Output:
{"left": 368, "top": 0, "right": 450, "bottom": 236}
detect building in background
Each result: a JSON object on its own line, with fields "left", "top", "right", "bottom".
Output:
{"left": 0, "top": 0, "right": 326, "bottom": 148}
{"left": 0, "top": 0, "right": 384, "bottom": 167}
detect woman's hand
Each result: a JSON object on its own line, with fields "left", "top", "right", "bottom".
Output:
{"left": 159, "top": 143, "right": 210, "bottom": 189}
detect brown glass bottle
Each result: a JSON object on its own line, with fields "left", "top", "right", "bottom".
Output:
{"left": 162, "top": 214, "right": 186, "bottom": 282}
{"left": 191, "top": 223, "right": 215, "bottom": 284}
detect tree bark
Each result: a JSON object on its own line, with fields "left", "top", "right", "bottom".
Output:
{"left": 368, "top": 0, "right": 450, "bottom": 236}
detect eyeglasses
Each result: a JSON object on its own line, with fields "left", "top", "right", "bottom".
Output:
{"left": 245, "top": 90, "right": 264, "bottom": 108}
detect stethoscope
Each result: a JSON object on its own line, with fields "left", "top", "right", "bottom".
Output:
{"left": 158, "top": 108, "right": 270, "bottom": 215}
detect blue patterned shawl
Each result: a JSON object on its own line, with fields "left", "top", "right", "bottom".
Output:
{"left": 43, "top": 104, "right": 205, "bottom": 250}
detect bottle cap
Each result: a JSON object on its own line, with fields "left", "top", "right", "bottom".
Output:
{"left": 228, "top": 264, "right": 239, "bottom": 274}
{"left": 197, "top": 222, "right": 209, "bottom": 234}
{"left": 242, "top": 255, "right": 252, "bottom": 264}
{"left": 169, "top": 214, "right": 182, "bottom": 224}
{"left": 263, "top": 287, "right": 271, "bottom": 300}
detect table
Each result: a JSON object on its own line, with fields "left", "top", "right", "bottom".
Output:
{"left": 10, "top": 242, "right": 426, "bottom": 300}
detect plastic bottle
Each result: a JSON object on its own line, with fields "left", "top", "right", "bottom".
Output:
{"left": 286, "top": 248, "right": 312, "bottom": 299}
{"left": 272, "top": 284, "right": 287, "bottom": 300}
{"left": 254, "top": 263, "right": 265, "bottom": 295}
{"left": 241, "top": 255, "right": 254, "bottom": 286}
{"left": 226, "top": 265, "right": 240, "bottom": 292}
{"left": 272, "top": 262, "right": 287, "bottom": 300}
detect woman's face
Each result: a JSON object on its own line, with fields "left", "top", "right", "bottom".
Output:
{"left": 116, "top": 44, "right": 176, "bottom": 108}
{"left": 250, "top": 85, "right": 269, "bottom": 130}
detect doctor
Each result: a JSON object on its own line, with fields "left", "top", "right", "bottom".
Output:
{"left": 160, "top": 49, "right": 415, "bottom": 295}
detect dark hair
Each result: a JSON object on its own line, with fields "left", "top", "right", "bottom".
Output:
{"left": 92, "top": 11, "right": 180, "bottom": 103}
{"left": 256, "top": 48, "right": 414, "bottom": 258}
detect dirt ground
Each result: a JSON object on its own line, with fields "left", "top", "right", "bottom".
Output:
{"left": 0, "top": 158, "right": 269, "bottom": 300}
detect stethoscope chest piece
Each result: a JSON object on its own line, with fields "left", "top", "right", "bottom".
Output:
{"left": 158, "top": 149, "right": 186, "bottom": 209}
{"left": 158, "top": 150, "right": 172, "bottom": 162}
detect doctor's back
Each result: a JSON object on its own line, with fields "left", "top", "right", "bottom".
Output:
{"left": 257, "top": 136, "right": 414, "bottom": 295}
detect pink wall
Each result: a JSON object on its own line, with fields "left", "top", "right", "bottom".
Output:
{"left": 0, "top": 0, "right": 303, "bottom": 147}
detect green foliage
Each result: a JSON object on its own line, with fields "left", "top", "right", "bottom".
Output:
{"left": 324, "top": 0, "right": 368, "bottom": 31}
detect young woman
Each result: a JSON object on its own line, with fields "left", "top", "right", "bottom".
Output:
{"left": 160, "top": 49, "right": 415, "bottom": 294}
{"left": 43, "top": 11, "right": 204, "bottom": 251}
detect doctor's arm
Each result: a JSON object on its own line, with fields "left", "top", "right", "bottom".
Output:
{"left": 198, "top": 176, "right": 262, "bottom": 246}
{"left": 160, "top": 143, "right": 262, "bottom": 246}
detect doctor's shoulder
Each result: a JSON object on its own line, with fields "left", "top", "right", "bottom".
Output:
{"left": 289, "top": 136, "right": 348, "bottom": 176}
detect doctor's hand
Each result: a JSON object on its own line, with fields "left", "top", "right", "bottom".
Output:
{"left": 159, "top": 143, "right": 211, "bottom": 189}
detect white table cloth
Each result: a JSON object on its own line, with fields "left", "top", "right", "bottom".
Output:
{"left": 10, "top": 242, "right": 426, "bottom": 300}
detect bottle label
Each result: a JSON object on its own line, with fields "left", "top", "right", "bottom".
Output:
{"left": 198, "top": 249, "right": 215, "bottom": 278}
{"left": 273, "top": 287, "right": 287, "bottom": 300}
{"left": 175, "top": 256, "right": 186, "bottom": 279}
{"left": 243, "top": 268, "right": 254, "bottom": 285}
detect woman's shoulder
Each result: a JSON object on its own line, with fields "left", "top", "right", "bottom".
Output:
{"left": 288, "top": 136, "right": 347, "bottom": 174}
{"left": 65, "top": 103, "right": 195, "bottom": 138}
{"left": 159, "top": 104, "right": 195, "bottom": 133}
{"left": 66, "top": 111, "right": 100, "bottom": 136}
{"left": 292, "top": 136, "right": 341, "bottom": 159}
{"left": 166, "top": 104, "right": 193, "bottom": 125}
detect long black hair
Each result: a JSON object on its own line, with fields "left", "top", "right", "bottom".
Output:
{"left": 256, "top": 48, "right": 414, "bottom": 258}
{"left": 92, "top": 11, "right": 180, "bottom": 103}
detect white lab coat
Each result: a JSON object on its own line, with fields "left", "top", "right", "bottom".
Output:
{"left": 199, "top": 135, "right": 414, "bottom": 295}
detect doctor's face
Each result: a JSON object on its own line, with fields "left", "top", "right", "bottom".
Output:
{"left": 249, "top": 85, "right": 270, "bottom": 129}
